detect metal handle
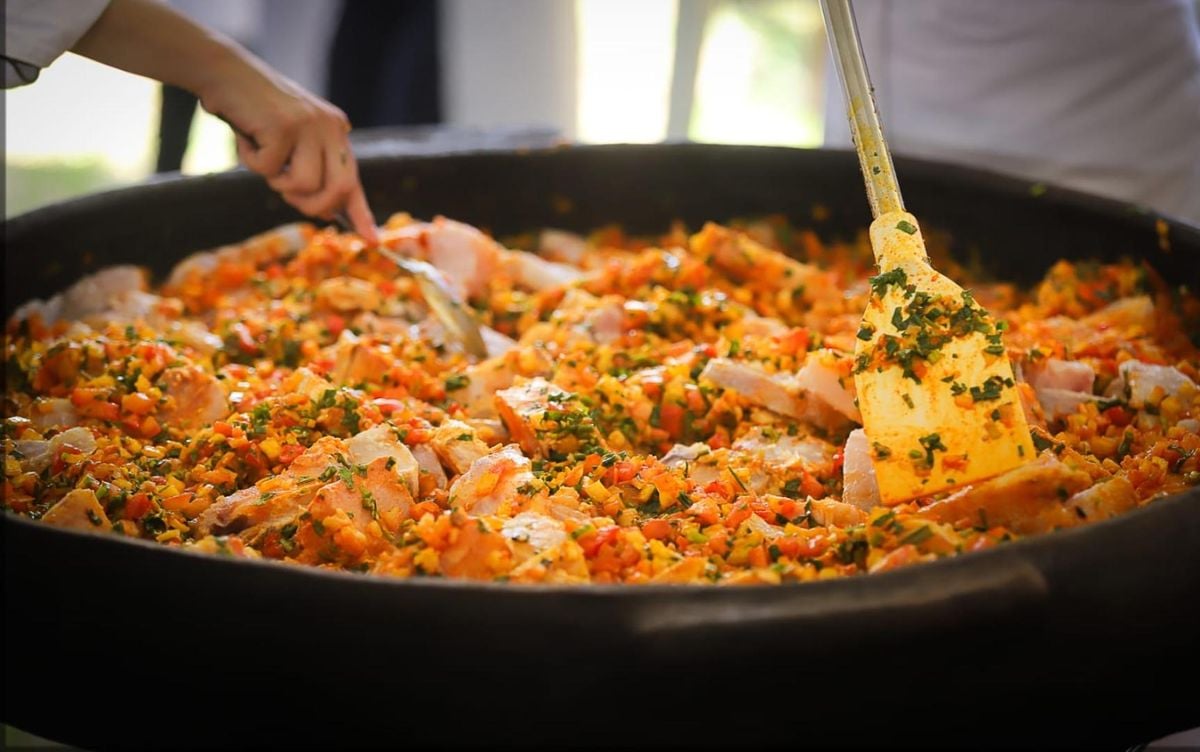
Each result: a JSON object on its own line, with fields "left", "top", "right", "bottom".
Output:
{"left": 820, "top": 0, "right": 904, "bottom": 218}
{"left": 330, "top": 211, "right": 489, "bottom": 359}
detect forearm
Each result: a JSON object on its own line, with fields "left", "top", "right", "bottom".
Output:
{"left": 69, "top": 0, "right": 266, "bottom": 101}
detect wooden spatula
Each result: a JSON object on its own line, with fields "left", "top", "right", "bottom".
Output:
{"left": 820, "top": 0, "right": 1034, "bottom": 503}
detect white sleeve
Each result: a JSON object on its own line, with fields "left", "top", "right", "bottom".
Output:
{"left": 4, "top": 0, "right": 112, "bottom": 86}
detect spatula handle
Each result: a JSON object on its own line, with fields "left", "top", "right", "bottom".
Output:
{"left": 820, "top": 0, "right": 904, "bottom": 218}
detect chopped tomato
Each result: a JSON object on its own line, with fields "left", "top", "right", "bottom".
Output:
{"left": 124, "top": 492, "right": 152, "bottom": 521}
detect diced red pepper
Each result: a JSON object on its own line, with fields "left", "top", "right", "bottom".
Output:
{"left": 1103, "top": 405, "right": 1132, "bottom": 427}
{"left": 278, "top": 443, "right": 305, "bottom": 465}
{"left": 125, "top": 492, "right": 152, "bottom": 521}
{"left": 659, "top": 402, "right": 685, "bottom": 440}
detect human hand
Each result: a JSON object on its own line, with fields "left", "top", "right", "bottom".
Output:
{"left": 68, "top": 0, "right": 378, "bottom": 243}
{"left": 196, "top": 57, "right": 378, "bottom": 244}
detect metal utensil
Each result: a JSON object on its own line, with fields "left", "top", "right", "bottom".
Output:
{"left": 332, "top": 211, "right": 488, "bottom": 359}
{"left": 820, "top": 0, "right": 1034, "bottom": 503}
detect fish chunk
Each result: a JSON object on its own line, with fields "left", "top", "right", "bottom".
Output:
{"left": 346, "top": 424, "right": 419, "bottom": 494}
{"left": 14, "top": 426, "right": 96, "bottom": 474}
{"left": 447, "top": 358, "right": 517, "bottom": 417}
{"left": 689, "top": 222, "right": 815, "bottom": 293}
{"left": 808, "top": 497, "right": 870, "bottom": 527}
{"left": 916, "top": 454, "right": 1094, "bottom": 534}
{"left": 700, "top": 357, "right": 856, "bottom": 433}
{"left": 28, "top": 398, "right": 79, "bottom": 431}
{"left": 502, "top": 511, "right": 569, "bottom": 553}
{"left": 315, "top": 276, "right": 381, "bottom": 312}
{"left": 41, "top": 489, "right": 111, "bottom": 532}
{"left": 411, "top": 443, "right": 448, "bottom": 489}
{"left": 1065, "top": 476, "right": 1137, "bottom": 523}
{"left": 539, "top": 228, "right": 588, "bottom": 265}
{"left": 504, "top": 249, "right": 585, "bottom": 291}
{"left": 1036, "top": 388, "right": 1099, "bottom": 420}
{"left": 733, "top": 427, "right": 834, "bottom": 471}
{"left": 192, "top": 438, "right": 341, "bottom": 538}
{"left": 1025, "top": 358, "right": 1095, "bottom": 394}
{"left": 793, "top": 349, "right": 861, "bottom": 423}
{"left": 660, "top": 443, "right": 723, "bottom": 485}
{"left": 59, "top": 266, "right": 148, "bottom": 322}
{"left": 494, "top": 377, "right": 584, "bottom": 457}
{"left": 1024, "top": 358, "right": 1098, "bottom": 419}
{"left": 158, "top": 366, "right": 228, "bottom": 429}
{"left": 1105, "top": 360, "right": 1197, "bottom": 409}
{"left": 699, "top": 358, "right": 805, "bottom": 420}
{"left": 841, "top": 428, "right": 882, "bottom": 511}
{"left": 383, "top": 216, "right": 501, "bottom": 300}
{"left": 327, "top": 331, "right": 394, "bottom": 387}
{"left": 308, "top": 455, "right": 414, "bottom": 532}
{"left": 447, "top": 444, "right": 534, "bottom": 516}
{"left": 430, "top": 419, "right": 492, "bottom": 475}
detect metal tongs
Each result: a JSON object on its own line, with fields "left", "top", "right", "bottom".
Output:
{"left": 332, "top": 211, "right": 488, "bottom": 358}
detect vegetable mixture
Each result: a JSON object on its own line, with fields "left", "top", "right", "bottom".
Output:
{"left": 4, "top": 213, "right": 1198, "bottom": 584}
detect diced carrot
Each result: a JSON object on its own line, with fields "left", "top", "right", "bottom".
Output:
{"left": 641, "top": 519, "right": 672, "bottom": 540}
{"left": 140, "top": 415, "right": 161, "bottom": 438}
{"left": 706, "top": 532, "right": 729, "bottom": 556}
{"left": 581, "top": 525, "right": 620, "bottom": 557}
{"left": 689, "top": 499, "right": 720, "bottom": 527}
{"left": 118, "top": 390, "right": 154, "bottom": 414}
{"left": 725, "top": 504, "right": 752, "bottom": 529}
{"left": 70, "top": 387, "right": 102, "bottom": 407}
{"left": 581, "top": 453, "right": 603, "bottom": 475}
{"left": 774, "top": 536, "right": 801, "bottom": 559}
{"left": 609, "top": 461, "right": 638, "bottom": 485}
{"left": 707, "top": 429, "right": 731, "bottom": 450}
{"left": 79, "top": 400, "right": 120, "bottom": 422}
{"left": 747, "top": 546, "right": 769, "bottom": 568}
{"left": 619, "top": 546, "right": 642, "bottom": 567}
{"left": 800, "top": 471, "right": 825, "bottom": 499}
{"left": 561, "top": 464, "right": 585, "bottom": 488}
{"left": 780, "top": 328, "right": 810, "bottom": 356}
{"left": 409, "top": 500, "right": 441, "bottom": 521}
{"left": 161, "top": 492, "right": 195, "bottom": 513}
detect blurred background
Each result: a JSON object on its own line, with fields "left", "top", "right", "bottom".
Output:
{"left": 4, "top": 0, "right": 828, "bottom": 218}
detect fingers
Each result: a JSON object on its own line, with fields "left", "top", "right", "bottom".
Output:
{"left": 266, "top": 130, "right": 324, "bottom": 195}
{"left": 226, "top": 88, "right": 372, "bottom": 240}
{"left": 236, "top": 128, "right": 291, "bottom": 177}
{"left": 280, "top": 134, "right": 375, "bottom": 242}
{"left": 343, "top": 184, "right": 379, "bottom": 245}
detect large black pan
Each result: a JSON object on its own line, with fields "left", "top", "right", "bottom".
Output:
{"left": 4, "top": 145, "right": 1199, "bottom": 750}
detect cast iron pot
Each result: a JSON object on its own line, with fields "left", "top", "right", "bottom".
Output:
{"left": 4, "top": 144, "right": 1199, "bottom": 750}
